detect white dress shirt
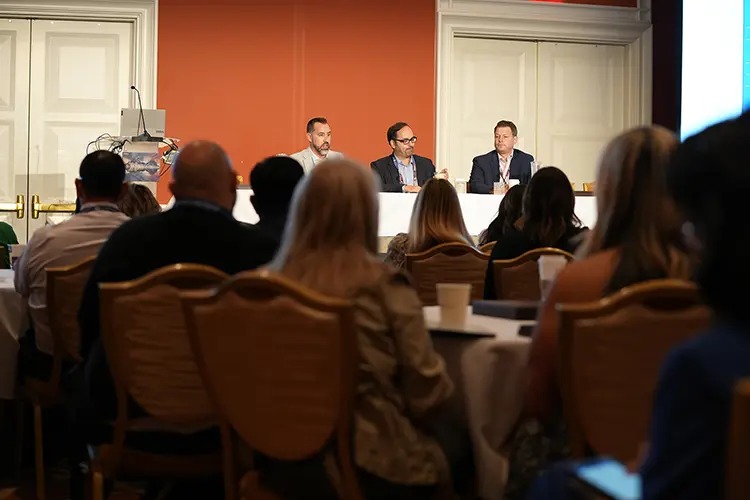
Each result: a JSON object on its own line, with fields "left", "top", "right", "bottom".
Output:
{"left": 13, "top": 202, "right": 129, "bottom": 355}
{"left": 497, "top": 151, "right": 514, "bottom": 184}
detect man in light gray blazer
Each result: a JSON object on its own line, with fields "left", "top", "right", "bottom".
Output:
{"left": 289, "top": 117, "right": 343, "bottom": 174}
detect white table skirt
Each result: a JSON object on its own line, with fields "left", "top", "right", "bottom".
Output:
{"left": 425, "top": 306, "right": 533, "bottom": 500}
{"left": 0, "top": 270, "right": 28, "bottom": 400}
{"left": 228, "top": 189, "right": 597, "bottom": 237}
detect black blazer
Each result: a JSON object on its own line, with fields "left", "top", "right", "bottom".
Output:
{"left": 469, "top": 149, "right": 534, "bottom": 194}
{"left": 78, "top": 202, "right": 277, "bottom": 419}
{"left": 371, "top": 155, "right": 436, "bottom": 192}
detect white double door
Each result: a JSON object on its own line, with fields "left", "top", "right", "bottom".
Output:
{"left": 448, "top": 37, "right": 629, "bottom": 186}
{"left": 0, "top": 18, "right": 133, "bottom": 242}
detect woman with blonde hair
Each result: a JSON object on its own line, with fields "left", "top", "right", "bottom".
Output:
{"left": 503, "top": 126, "right": 694, "bottom": 499}
{"left": 269, "top": 159, "right": 467, "bottom": 498}
{"left": 385, "top": 178, "right": 474, "bottom": 269}
{"left": 117, "top": 183, "right": 161, "bottom": 218}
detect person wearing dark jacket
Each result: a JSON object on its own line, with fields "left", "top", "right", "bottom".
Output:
{"left": 78, "top": 141, "right": 277, "bottom": 422}
{"left": 484, "top": 166, "right": 585, "bottom": 299}
{"left": 469, "top": 120, "right": 534, "bottom": 193}
{"left": 371, "top": 122, "right": 446, "bottom": 192}
{"left": 250, "top": 155, "right": 304, "bottom": 251}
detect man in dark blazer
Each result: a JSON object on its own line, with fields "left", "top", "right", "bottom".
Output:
{"left": 250, "top": 155, "right": 304, "bottom": 252}
{"left": 77, "top": 140, "right": 277, "bottom": 424}
{"left": 371, "top": 122, "right": 444, "bottom": 192}
{"left": 469, "top": 120, "right": 534, "bottom": 194}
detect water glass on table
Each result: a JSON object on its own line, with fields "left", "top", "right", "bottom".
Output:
{"left": 530, "top": 161, "right": 542, "bottom": 177}
{"left": 538, "top": 255, "right": 568, "bottom": 299}
{"left": 437, "top": 283, "right": 471, "bottom": 328}
{"left": 493, "top": 182, "right": 505, "bottom": 195}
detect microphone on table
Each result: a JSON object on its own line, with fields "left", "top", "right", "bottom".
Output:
{"left": 130, "top": 85, "right": 152, "bottom": 142}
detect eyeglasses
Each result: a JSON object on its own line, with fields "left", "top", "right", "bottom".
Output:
{"left": 393, "top": 136, "right": 417, "bottom": 145}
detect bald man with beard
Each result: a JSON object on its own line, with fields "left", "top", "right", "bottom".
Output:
{"left": 77, "top": 140, "right": 276, "bottom": 424}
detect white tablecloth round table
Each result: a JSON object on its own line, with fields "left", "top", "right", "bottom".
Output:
{"left": 424, "top": 305, "right": 533, "bottom": 500}
{"left": 0, "top": 270, "right": 28, "bottom": 400}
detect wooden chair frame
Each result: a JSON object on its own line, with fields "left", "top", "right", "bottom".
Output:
{"left": 478, "top": 241, "right": 496, "bottom": 254}
{"left": 17, "top": 256, "right": 96, "bottom": 500}
{"left": 406, "top": 242, "right": 489, "bottom": 305}
{"left": 94, "top": 263, "right": 229, "bottom": 500}
{"left": 727, "top": 378, "right": 750, "bottom": 500}
{"left": 181, "top": 270, "right": 362, "bottom": 500}
{"left": 557, "top": 279, "right": 704, "bottom": 459}
{"left": 406, "top": 242, "right": 489, "bottom": 264}
{"left": 492, "top": 247, "right": 574, "bottom": 300}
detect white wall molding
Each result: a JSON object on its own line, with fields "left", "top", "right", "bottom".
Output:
{"left": 436, "top": 0, "right": 652, "bottom": 169}
{"left": 0, "top": 0, "right": 158, "bottom": 107}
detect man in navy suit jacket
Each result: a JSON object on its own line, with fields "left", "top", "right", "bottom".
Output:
{"left": 371, "top": 122, "right": 441, "bottom": 193}
{"left": 469, "top": 120, "right": 534, "bottom": 193}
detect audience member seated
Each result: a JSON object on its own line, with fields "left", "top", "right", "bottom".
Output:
{"left": 638, "top": 112, "right": 750, "bottom": 499}
{"left": 503, "top": 126, "right": 692, "bottom": 499}
{"left": 14, "top": 151, "right": 129, "bottom": 380}
{"left": 483, "top": 166, "right": 586, "bottom": 299}
{"left": 268, "top": 159, "right": 467, "bottom": 499}
{"left": 477, "top": 183, "right": 525, "bottom": 246}
{"left": 117, "top": 183, "right": 162, "bottom": 217}
{"left": 528, "top": 110, "right": 750, "bottom": 500}
{"left": 385, "top": 178, "right": 474, "bottom": 270}
{"left": 249, "top": 155, "right": 304, "bottom": 250}
{"left": 77, "top": 140, "right": 276, "bottom": 427}
{"left": 0, "top": 221, "right": 18, "bottom": 268}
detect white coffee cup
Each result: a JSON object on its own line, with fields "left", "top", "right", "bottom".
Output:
{"left": 508, "top": 179, "right": 520, "bottom": 188}
{"left": 436, "top": 283, "right": 471, "bottom": 327}
{"left": 538, "top": 255, "right": 568, "bottom": 299}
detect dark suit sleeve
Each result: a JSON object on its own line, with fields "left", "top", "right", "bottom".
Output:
{"left": 640, "top": 345, "right": 716, "bottom": 500}
{"left": 521, "top": 152, "right": 534, "bottom": 185}
{"left": 371, "top": 160, "right": 402, "bottom": 193}
{"left": 469, "top": 156, "right": 493, "bottom": 194}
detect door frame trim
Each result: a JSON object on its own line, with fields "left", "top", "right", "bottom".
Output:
{"left": 436, "top": 0, "right": 652, "bottom": 173}
{"left": 0, "top": 0, "right": 157, "bottom": 107}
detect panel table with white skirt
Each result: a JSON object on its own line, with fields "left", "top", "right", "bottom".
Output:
{"left": 229, "top": 189, "right": 597, "bottom": 237}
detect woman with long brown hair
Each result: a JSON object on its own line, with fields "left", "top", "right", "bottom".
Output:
{"left": 503, "top": 126, "right": 694, "bottom": 499}
{"left": 269, "top": 159, "right": 464, "bottom": 498}
{"left": 483, "top": 166, "right": 585, "bottom": 299}
{"left": 478, "top": 183, "right": 525, "bottom": 246}
{"left": 385, "top": 178, "right": 474, "bottom": 269}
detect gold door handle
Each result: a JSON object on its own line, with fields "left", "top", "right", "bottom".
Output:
{"left": 31, "top": 195, "right": 77, "bottom": 219}
{"left": 0, "top": 195, "right": 25, "bottom": 219}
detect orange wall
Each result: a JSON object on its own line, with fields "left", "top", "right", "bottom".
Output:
{"left": 156, "top": 0, "right": 638, "bottom": 201}
{"left": 156, "top": 0, "right": 436, "bottom": 201}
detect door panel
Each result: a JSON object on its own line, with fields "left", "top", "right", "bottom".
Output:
{"left": 0, "top": 19, "right": 30, "bottom": 242}
{"left": 537, "top": 42, "right": 626, "bottom": 186}
{"left": 448, "top": 37, "right": 537, "bottom": 181}
{"left": 28, "top": 19, "right": 132, "bottom": 233}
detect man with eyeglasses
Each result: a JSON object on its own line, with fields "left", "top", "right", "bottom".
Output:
{"left": 371, "top": 122, "right": 446, "bottom": 192}
{"left": 469, "top": 120, "right": 534, "bottom": 194}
